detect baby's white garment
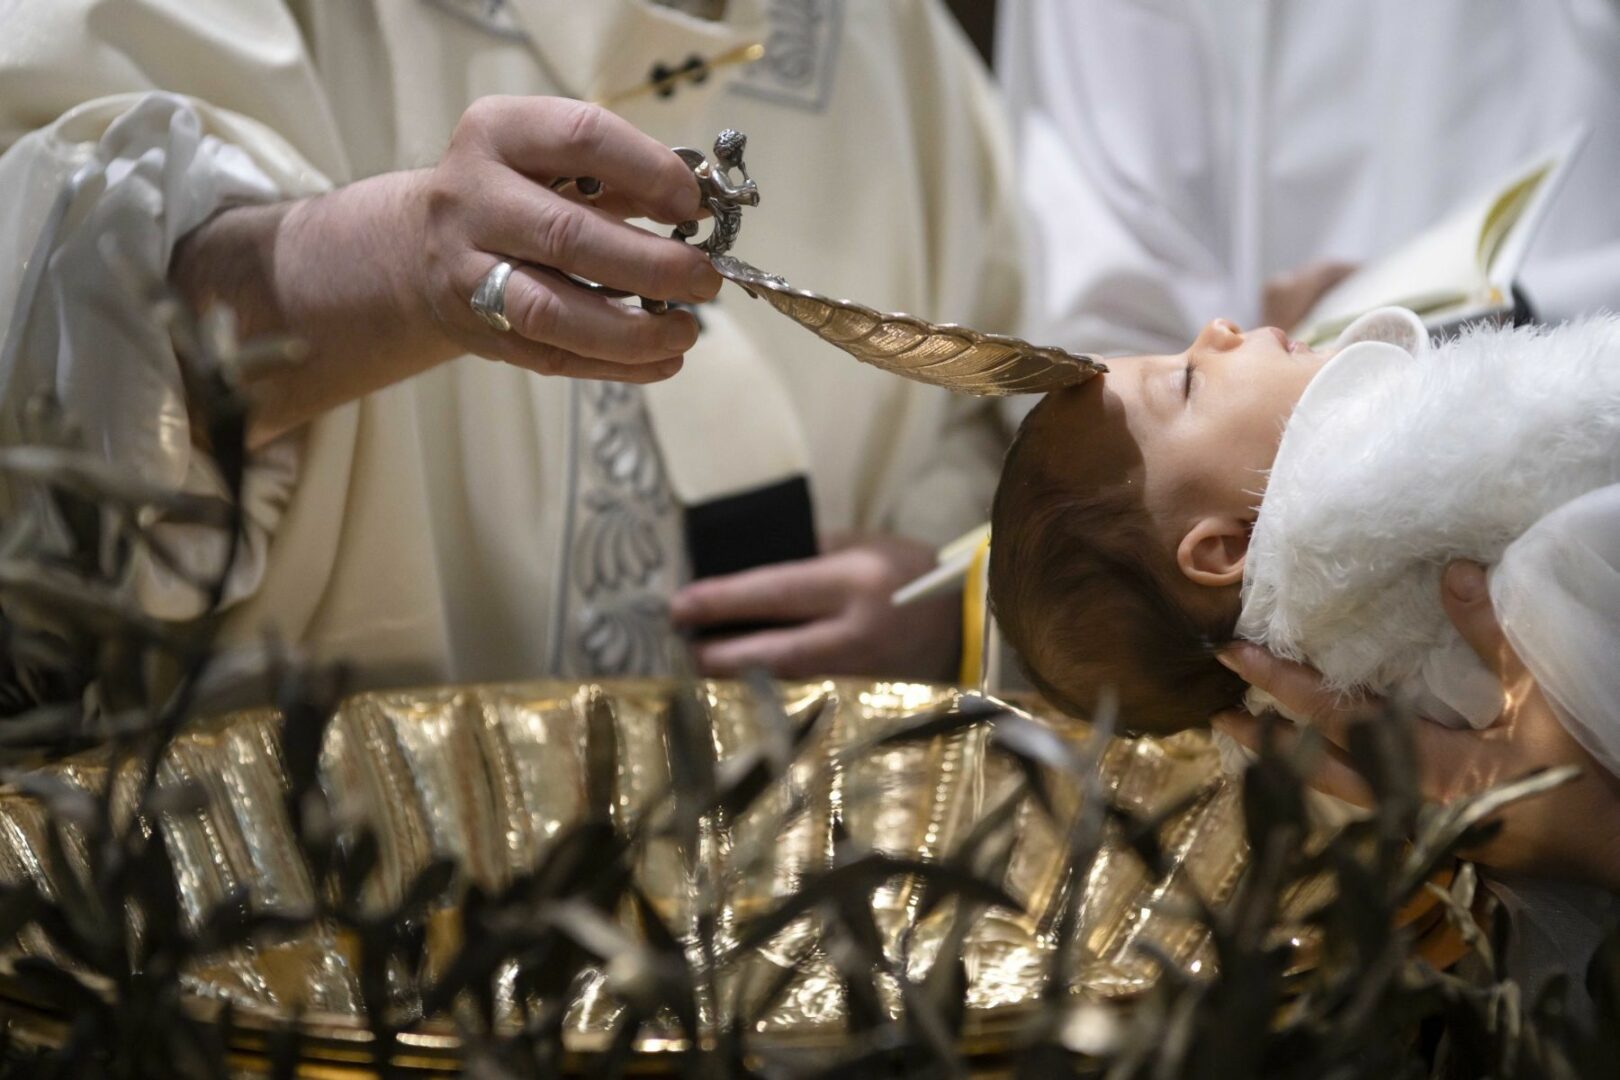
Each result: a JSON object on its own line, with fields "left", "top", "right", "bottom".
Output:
{"left": 1238, "top": 308, "right": 1620, "bottom": 774}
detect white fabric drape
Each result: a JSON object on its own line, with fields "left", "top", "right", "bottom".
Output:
{"left": 1494, "top": 484, "right": 1620, "bottom": 778}
{"left": 1239, "top": 310, "right": 1620, "bottom": 775}
{"left": 0, "top": 93, "right": 329, "bottom": 620}
{"left": 996, "top": 0, "right": 1620, "bottom": 362}
{"left": 0, "top": 0, "right": 1020, "bottom": 688}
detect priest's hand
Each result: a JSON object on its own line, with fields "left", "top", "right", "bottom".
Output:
{"left": 172, "top": 96, "right": 721, "bottom": 448}
{"left": 411, "top": 96, "right": 720, "bottom": 378}
{"left": 668, "top": 535, "right": 961, "bottom": 681}
{"left": 1212, "top": 561, "right": 1620, "bottom": 891}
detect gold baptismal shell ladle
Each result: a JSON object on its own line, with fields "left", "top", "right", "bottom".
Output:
{"left": 711, "top": 254, "right": 1106, "bottom": 397}
{"left": 557, "top": 129, "right": 1107, "bottom": 397}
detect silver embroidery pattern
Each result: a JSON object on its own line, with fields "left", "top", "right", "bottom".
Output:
{"left": 562, "top": 383, "right": 685, "bottom": 678}
{"left": 421, "top": 0, "right": 528, "bottom": 41}
{"left": 729, "top": 0, "right": 843, "bottom": 113}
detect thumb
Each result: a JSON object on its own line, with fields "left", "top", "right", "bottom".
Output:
{"left": 1440, "top": 560, "right": 1516, "bottom": 680}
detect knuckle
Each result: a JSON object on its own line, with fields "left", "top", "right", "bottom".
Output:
{"left": 555, "top": 100, "right": 607, "bottom": 155}
{"left": 532, "top": 202, "right": 584, "bottom": 263}
{"left": 501, "top": 339, "right": 570, "bottom": 377}
{"left": 528, "top": 348, "right": 567, "bottom": 377}
{"left": 646, "top": 249, "right": 696, "bottom": 299}
{"left": 658, "top": 310, "right": 699, "bottom": 351}
{"left": 422, "top": 265, "right": 461, "bottom": 333}
{"left": 508, "top": 281, "right": 564, "bottom": 342}
{"left": 420, "top": 174, "right": 463, "bottom": 239}
{"left": 422, "top": 180, "right": 453, "bottom": 225}
{"left": 848, "top": 555, "right": 889, "bottom": 591}
{"left": 619, "top": 365, "right": 662, "bottom": 385}
{"left": 1307, "top": 693, "right": 1348, "bottom": 729}
{"left": 619, "top": 314, "right": 666, "bottom": 357}
{"left": 697, "top": 642, "right": 738, "bottom": 674}
{"left": 455, "top": 96, "right": 504, "bottom": 141}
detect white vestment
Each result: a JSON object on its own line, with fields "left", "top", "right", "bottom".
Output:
{"left": 1239, "top": 308, "right": 1620, "bottom": 779}
{"left": 0, "top": 0, "right": 1019, "bottom": 689}
{"left": 997, "top": 0, "right": 1620, "bottom": 358}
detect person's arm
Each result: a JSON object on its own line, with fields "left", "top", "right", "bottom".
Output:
{"left": 173, "top": 96, "right": 723, "bottom": 449}
{"left": 1214, "top": 561, "right": 1620, "bottom": 892}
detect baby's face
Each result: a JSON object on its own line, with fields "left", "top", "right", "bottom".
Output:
{"left": 1033, "top": 319, "right": 1326, "bottom": 537}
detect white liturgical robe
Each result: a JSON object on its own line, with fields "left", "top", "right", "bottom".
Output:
{"left": 998, "top": 0, "right": 1620, "bottom": 357}
{"left": 0, "top": 0, "right": 1019, "bottom": 689}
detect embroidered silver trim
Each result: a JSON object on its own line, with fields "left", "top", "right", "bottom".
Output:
{"left": 421, "top": 0, "right": 529, "bottom": 41}
{"left": 729, "top": 0, "right": 843, "bottom": 113}
{"left": 560, "top": 383, "right": 685, "bottom": 678}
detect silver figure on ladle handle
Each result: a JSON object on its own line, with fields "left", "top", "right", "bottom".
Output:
{"left": 548, "top": 129, "right": 759, "bottom": 314}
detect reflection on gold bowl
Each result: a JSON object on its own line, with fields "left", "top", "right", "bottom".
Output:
{"left": 0, "top": 679, "right": 1455, "bottom": 1073}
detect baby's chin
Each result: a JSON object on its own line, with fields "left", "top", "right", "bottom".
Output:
{"left": 1287, "top": 341, "right": 1335, "bottom": 373}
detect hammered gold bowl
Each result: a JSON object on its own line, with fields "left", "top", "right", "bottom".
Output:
{"left": 0, "top": 679, "right": 1444, "bottom": 1073}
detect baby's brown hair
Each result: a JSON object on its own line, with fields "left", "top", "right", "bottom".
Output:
{"left": 988, "top": 392, "right": 1245, "bottom": 734}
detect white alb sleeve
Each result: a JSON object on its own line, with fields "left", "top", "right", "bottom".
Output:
{"left": 1490, "top": 483, "right": 1620, "bottom": 779}
{"left": 0, "top": 92, "right": 331, "bottom": 620}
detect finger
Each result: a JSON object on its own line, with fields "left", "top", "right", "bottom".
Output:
{"left": 493, "top": 263, "right": 700, "bottom": 361}
{"left": 477, "top": 97, "right": 702, "bottom": 224}
{"left": 1216, "top": 644, "right": 1379, "bottom": 730}
{"left": 670, "top": 560, "right": 844, "bottom": 628}
{"left": 474, "top": 184, "right": 720, "bottom": 303}
{"left": 691, "top": 620, "right": 852, "bottom": 678}
{"left": 549, "top": 182, "right": 640, "bottom": 220}
{"left": 551, "top": 181, "right": 711, "bottom": 225}
{"left": 1213, "top": 710, "right": 1375, "bottom": 808}
{"left": 819, "top": 531, "right": 858, "bottom": 554}
{"left": 1404, "top": 719, "right": 1505, "bottom": 803}
{"left": 473, "top": 331, "right": 684, "bottom": 383}
{"left": 1440, "top": 560, "right": 1520, "bottom": 682}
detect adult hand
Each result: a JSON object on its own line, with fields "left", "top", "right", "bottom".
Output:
{"left": 174, "top": 96, "right": 723, "bottom": 446}
{"left": 1259, "top": 258, "right": 1358, "bottom": 332}
{"left": 1213, "top": 561, "right": 1620, "bottom": 891}
{"left": 412, "top": 96, "right": 721, "bottom": 381}
{"left": 668, "top": 534, "right": 961, "bottom": 681}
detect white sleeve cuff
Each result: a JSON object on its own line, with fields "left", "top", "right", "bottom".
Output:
{"left": 0, "top": 92, "right": 332, "bottom": 620}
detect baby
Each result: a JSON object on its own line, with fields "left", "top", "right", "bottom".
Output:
{"left": 990, "top": 307, "right": 1620, "bottom": 755}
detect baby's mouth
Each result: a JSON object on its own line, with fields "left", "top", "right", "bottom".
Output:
{"left": 1264, "top": 326, "right": 1308, "bottom": 354}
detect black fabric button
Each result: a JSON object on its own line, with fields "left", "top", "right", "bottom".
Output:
{"left": 649, "top": 54, "right": 708, "bottom": 98}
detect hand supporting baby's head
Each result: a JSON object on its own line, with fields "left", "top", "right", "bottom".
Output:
{"left": 989, "top": 319, "right": 1325, "bottom": 734}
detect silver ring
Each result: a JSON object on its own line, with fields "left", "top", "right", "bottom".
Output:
{"left": 471, "top": 259, "right": 516, "bottom": 332}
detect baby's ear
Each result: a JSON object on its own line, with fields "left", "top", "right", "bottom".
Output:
{"left": 1176, "top": 516, "right": 1250, "bottom": 587}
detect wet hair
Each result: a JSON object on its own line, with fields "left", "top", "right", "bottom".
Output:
{"left": 988, "top": 396, "right": 1245, "bottom": 734}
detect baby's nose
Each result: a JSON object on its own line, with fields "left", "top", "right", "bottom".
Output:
{"left": 1195, "top": 318, "right": 1245, "bottom": 351}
